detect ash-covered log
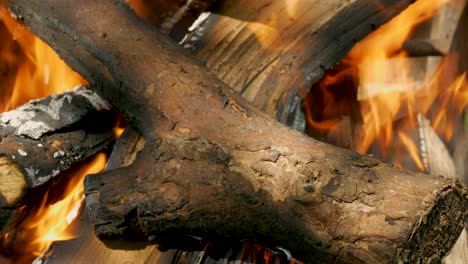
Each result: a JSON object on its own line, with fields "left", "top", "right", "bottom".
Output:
{"left": 0, "top": 86, "right": 115, "bottom": 228}
{"left": 8, "top": 0, "right": 468, "bottom": 263}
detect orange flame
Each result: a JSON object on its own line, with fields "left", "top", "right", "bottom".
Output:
{"left": 306, "top": 0, "right": 468, "bottom": 171}
{"left": 0, "top": 3, "right": 103, "bottom": 261}
{"left": 350, "top": 0, "right": 452, "bottom": 154}
{"left": 0, "top": 6, "right": 86, "bottom": 112}
{"left": 22, "top": 153, "right": 107, "bottom": 258}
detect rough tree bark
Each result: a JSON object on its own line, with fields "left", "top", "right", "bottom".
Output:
{"left": 8, "top": 0, "right": 467, "bottom": 263}
{"left": 187, "top": 0, "right": 415, "bottom": 127}
{"left": 36, "top": 127, "right": 160, "bottom": 264}
{"left": 0, "top": 87, "right": 115, "bottom": 228}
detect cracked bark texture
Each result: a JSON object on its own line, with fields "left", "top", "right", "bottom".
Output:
{"left": 0, "top": 86, "right": 115, "bottom": 229}
{"left": 8, "top": 0, "right": 468, "bottom": 262}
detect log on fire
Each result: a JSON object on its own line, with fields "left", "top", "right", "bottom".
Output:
{"left": 187, "top": 0, "right": 415, "bottom": 127}
{"left": 0, "top": 87, "right": 115, "bottom": 228}
{"left": 8, "top": 0, "right": 468, "bottom": 263}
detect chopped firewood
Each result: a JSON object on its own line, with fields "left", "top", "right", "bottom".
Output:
{"left": 441, "top": 4, "right": 468, "bottom": 263}
{"left": 188, "top": 0, "right": 415, "bottom": 127}
{"left": 9, "top": 0, "right": 467, "bottom": 263}
{"left": 425, "top": 0, "right": 467, "bottom": 77}
{"left": 0, "top": 86, "right": 115, "bottom": 228}
{"left": 417, "top": 114, "right": 456, "bottom": 178}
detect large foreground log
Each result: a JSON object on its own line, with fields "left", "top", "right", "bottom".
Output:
{"left": 9, "top": 0, "right": 468, "bottom": 263}
{"left": 0, "top": 87, "right": 115, "bottom": 228}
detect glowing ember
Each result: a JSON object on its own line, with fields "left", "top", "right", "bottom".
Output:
{"left": 306, "top": 0, "right": 468, "bottom": 170}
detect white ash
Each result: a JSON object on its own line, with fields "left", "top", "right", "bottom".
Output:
{"left": 73, "top": 86, "right": 110, "bottom": 110}
{"left": 0, "top": 108, "right": 36, "bottom": 127}
{"left": 0, "top": 86, "right": 108, "bottom": 139}
{"left": 0, "top": 94, "right": 64, "bottom": 139}
{"left": 25, "top": 167, "right": 39, "bottom": 179}
{"left": 51, "top": 169, "right": 60, "bottom": 177}
{"left": 37, "top": 143, "right": 44, "bottom": 147}
{"left": 17, "top": 149, "right": 28, "bottom": 157}
{"left": 16, "top": 120, "right": 53, "bottom": 140}
{"left": 180, "top": 12, "right": 210, "bottom": 49}
{"left": 31, "top": 169, "right": 61, "bottom": 186}
{"left": 188, "top": 12, "right": 210, "bottom": 32}
{"left": 11, "top": 155, "right": 15, "bottom": 159}
{"left": 34, "top": 175, "right": 52, "bottom": 186}
{"left": 53, "top": 150, "right": 65, "bottom": 159}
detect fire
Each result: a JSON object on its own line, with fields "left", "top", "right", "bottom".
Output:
{"left": 0, "top": 5, "right": 86, "bottom": 112}
{"left": 0, "top": 154, "right": 107, "bottom": 261}
{"left": 0, "top": 2, "right": 102, "bottom": 261}
{"left": 350, "top": 0, "right": 450, "bottom": 153}
{"left": 20, "top": 153, "right": 107, "bottom": 257}
{"left": 306, "top": 0, "right": 468, "bottom": 171}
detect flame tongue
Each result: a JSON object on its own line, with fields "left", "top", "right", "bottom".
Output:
{"left": 0, "top": 3, "right": 102, "bottom": 261}
{"left": 306, "top": 0, "right": 468, "bottom": 171}
{"left": 0, "top": 154, "right": 107, "bottom": 261}
{"left": 27, "top": 154, "right": 107, "bottom": 256}
{"left": 0, "top": 6, "right": 86, "bottom": 112}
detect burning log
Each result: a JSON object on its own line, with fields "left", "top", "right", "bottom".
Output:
{"left": 186, "top": 0, "right": 415, "bottom": 127}
{"left": 33, "top": 127, "right": 158, "bottom": 264}
{"left": 0, "top": 87, "right": 115, "bottom": 228}
{"left": 8, "top": 0, "right": 468, "bottom": 263}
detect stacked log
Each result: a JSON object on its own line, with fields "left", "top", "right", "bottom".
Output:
{"left": 7, "top": 0, "right": 467, "bottom": 263}
{"left": 0, "top": 87, "right": 115, "bottom": 228}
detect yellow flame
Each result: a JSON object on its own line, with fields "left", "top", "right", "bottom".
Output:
{"left": 397, "top": 131, "right": 425, "bottom": 171}
{"left": 0, "top": 4, "right": 106, "bottom": 260}
{"left": 351, "top": 0, "right": 451, "bottom": 154}
{"left": 3, "top": 153, "right": 107, "bottom": 257}
{"left": 24, "top": 153, "right": 107, "bottom": 257}
{"left": 306, "top": 0, "right": 468, "bottom": 171}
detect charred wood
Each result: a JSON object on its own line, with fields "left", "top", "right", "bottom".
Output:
{"left": 188, "top": 0, "right": 416, "bottom": 128}
{"left": 37, "top": 126, "right": 161, "bottom": 264}
{"left": 8, "top": 0, "right": 468, "bottom": 263}
{"left": 0, "top": 87, "right": 115, "bottom": 228}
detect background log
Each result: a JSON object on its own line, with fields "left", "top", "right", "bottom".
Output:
{"left": 440, "top": 3, "right": 468, "bottom": 263}
{"left": 185, "top": 0, "right": 415, "bottom": 128}
{"left": 8, "top": 0, "right": 467, "bottom": 263}
{"left": 0, "top": 86, "right": 115, "bottom": 229}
